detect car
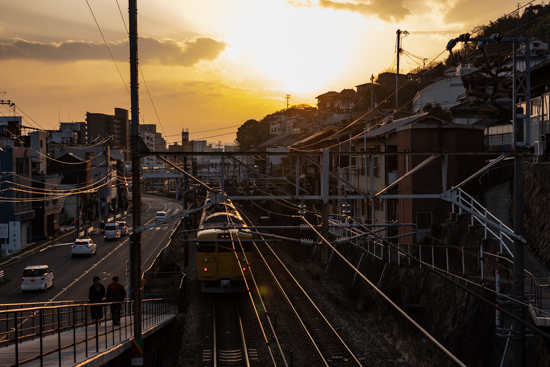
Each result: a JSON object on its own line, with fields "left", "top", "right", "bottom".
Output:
{"left": 104, "top": 223, "right": 121, "bottom": 240}
{"left": 71, "top": 238, "right": 97, "bottom": 258}
{"left": 117, "top": 221, "right": 128, "bottom": 235}
{"left": 21, "top": 265, "right": 54, "bottom": 292}
{"left": 155, "top": 211, "right": 166, "bottom": 222}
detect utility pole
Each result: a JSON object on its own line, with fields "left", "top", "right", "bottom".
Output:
{"left": 129, "top": 0, "right": 143, "bottom": 364}
{"left": 396, "top": 29, "right": 401, "bottom": 114}
{"left": 370, "top": 74, "right": 374, "bottom": 112}
{"left": 448, "top": 33, "right": 530, "bottom": 367}
{"left": 321, "top": 149, "right": 329, "bottom": 264}
{"left": 395, "top": 29, "right": 408, "bottom": 117}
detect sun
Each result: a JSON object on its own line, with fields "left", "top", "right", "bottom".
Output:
{"left": 210, "top": 1, "right": 359, "bottom": 93}
{"left": 239, "top": 3, "right": 358, "bottom": 92}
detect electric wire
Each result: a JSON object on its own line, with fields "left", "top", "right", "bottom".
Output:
{"left": 301, "top": 216, "right": 468, "bottom": 366}
{"left": 85, "top": 0, "right": 130, "bottom": 96}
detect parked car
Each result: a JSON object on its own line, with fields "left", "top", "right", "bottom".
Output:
{"left": 71, "top": 238, "right": 97, "bottom": 258}
{"left": 104, "top": 222, "right": 121, "bottom": 240}
{"left": 21, "top": 265, "right": 54, "bottom": 292}
{"left": 155, "top": 211, "right": 166, "bottom": 222}
{"left": 118, "top": 221, "right": 128, "bottom": 235}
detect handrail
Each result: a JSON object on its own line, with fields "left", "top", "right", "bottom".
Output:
{"left": 452, "top": 187, "right": 515, "bottom": 256}
{"left": 0, "top": 298, "right": 178, "bottom": 367}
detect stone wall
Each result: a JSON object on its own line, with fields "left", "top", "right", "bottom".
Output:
{"left": 524, "top": 161, "right": 550, "bottom": 268}
{"left": 294, "top": 211, "right": 550, "bottom": 366}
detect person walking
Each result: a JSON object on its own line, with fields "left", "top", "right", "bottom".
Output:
{"left": 107, "top": 276, "right": 125, "bottom": 326}
{"left": 88, "top": 276, "right": 105, "bottom": 323}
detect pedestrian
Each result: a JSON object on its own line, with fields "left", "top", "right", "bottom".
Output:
{"left": 107, "top": 276, "right": 125, "bottom": 326}
{"left": 88, "top": 276, "right": 105, "bottom": 323}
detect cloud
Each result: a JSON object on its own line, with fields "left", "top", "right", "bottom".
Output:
{"left": 0, "top": 36, "right": 228, "bottom": 66}
{"left": 289, "top": 0, "right": 412, "bottom": 22}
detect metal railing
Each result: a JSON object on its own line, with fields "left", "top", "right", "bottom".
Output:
{"left": 0, "top": 298, "right": 178, "bottom": 367}
{"left": 451, "top": 187, "right": 515, "bottom": 256}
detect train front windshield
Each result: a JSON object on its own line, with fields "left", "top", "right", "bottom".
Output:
{"left": 199, "top": 241, "right": 216, "bottom": 252}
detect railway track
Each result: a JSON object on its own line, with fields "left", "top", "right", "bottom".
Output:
{"left": 203, "top": 296, "right": 260, "bottom": 367}
{"left": 256, "top": 241, "right": 364, "bottom": 367}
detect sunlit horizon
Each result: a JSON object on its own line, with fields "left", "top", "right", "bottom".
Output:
{"left": 0, "top": 0, "right": 532, "bottom": 146}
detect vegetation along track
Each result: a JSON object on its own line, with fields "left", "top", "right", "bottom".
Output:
{"left": 255, "top": 239, "right": 365, "bottom": 367}
{"left": 203, "top": 295, "right": 261, "bottom": 367}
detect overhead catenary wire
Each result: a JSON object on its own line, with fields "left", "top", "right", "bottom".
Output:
{"left": 301, "top": 217, "right": 468, "bottom": 366}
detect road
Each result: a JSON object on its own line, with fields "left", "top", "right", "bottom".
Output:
{"left": 0, "top": 195, "right": 183, "bottom": 305}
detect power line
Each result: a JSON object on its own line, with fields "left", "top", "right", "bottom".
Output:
{"left": 85, "top": 0, "right": 130, "bottom": 96}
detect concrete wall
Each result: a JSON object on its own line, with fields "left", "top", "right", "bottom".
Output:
{"left": 524, "top": 161, "right": 550, "bottom": 268}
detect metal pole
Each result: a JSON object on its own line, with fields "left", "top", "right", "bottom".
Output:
{"left": 321, "top": 148, "right": 329, "bottom": 264}
{"left": 370, "top": 74, "right": 374, "bottom": 112}
{"left": 396, "top": 30, "right": 401, "bottom": 114}
{"left": 221, "top": 153, "right": 225, "bottom": 194}
{"left": 513, "top": 155, "right": 525, "bottom": 367}
{"left": 525, "top": 39, "right": 531, "bottom": 145}
{"left": 129, "top": 0, "right": 143, "bottom": 347}
{"left": 512, "top": 39, "right": 516, "bottom": 144}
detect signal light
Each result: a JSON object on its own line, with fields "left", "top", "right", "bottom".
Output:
{"left": 203, "top": 267, "right": 208, "bottom": 272}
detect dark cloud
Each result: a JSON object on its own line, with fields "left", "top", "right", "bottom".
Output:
{"left": 0, "top": 36, "right": 228, "bottom": 66}
{"left": 290, "top": 0, "right": 412, "bottom": 22}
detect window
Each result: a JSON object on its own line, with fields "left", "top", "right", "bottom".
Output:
{"left": 16, "top": 158, "right": 29, "bottom": 175}
{"left": 374, "top": 198, "right": 384, "bottom": 212}
{"left": 24, "top": 269, "right": 43, "bottom": 277}
{"left": 198, "top": 241, "right": 215, "bottom": 253}
{"left": 16, "top": 191, "right": 29, "bottom": 207}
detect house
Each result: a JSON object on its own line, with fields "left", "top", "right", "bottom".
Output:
{"left": 412, "top": 67, "right": 470, "bottom": 113}
{"left": 347, "top": 113, "right": 453, "bottom": 237}
{"left": 396, "top": 123, "right": 485, "bottom": 245}
{"left": 48, "top": 153, "right": 92, "bottom": 225}
{"left": 0, "top": 145, "right": 35, "bottom": 254}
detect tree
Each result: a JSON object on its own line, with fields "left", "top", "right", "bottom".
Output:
{"left": 236, "top": 119, "right": 272, "bottom": 150}
{"left": 463, "top": 52, "right": 512, "bottom": 119}
{"left": 422, "top": 103, "right": 453, "bottom": 123}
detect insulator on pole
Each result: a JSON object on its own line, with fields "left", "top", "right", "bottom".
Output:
{"left": 298, "top": 201, "right": 306, "bottom": 216}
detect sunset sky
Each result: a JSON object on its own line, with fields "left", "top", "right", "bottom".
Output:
{"left": 0, "top": 0, "right": 533, "bottom": 146}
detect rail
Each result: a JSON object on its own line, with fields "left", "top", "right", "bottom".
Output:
{"left": 0, "top": 298, "right": 178, "bottom": 367}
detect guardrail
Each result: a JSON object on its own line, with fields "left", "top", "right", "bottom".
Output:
{"left": 0, "top": 298, "right": 178, "bottom": 367}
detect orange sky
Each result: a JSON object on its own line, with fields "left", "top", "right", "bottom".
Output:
{"left": 0, "top": 0, "right": 534, "bottom": 146}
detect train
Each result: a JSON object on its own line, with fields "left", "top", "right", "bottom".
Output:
{"left": 196, "top": 197, "right": 254, "bottom": 293}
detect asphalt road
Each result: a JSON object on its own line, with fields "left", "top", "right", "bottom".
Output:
{"left": 0, "top": 195, "right": 183, "bottom": 305}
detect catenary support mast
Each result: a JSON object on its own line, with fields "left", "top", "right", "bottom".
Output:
{"left": 129, "top": 0, "right": 143, "bottom": 349}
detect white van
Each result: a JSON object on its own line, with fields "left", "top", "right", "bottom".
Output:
{"left": 21, "top": 265, "right": 54, "bottom": 292}
{"left": 155, "top": 211, "right": 166, "bottom": 222}
{"left": 104, "top": 222, "right": 121, "bottom": 240}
